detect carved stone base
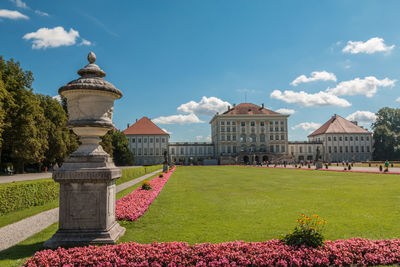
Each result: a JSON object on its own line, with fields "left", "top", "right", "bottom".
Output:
{"left": 43, "top": 222, "right": 125, "bottom": 249}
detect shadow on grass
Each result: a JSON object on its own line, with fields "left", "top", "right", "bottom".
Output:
{"left": 0, "top": 242, "right": 45, "bottom": 261}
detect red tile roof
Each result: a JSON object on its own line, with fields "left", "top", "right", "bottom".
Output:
{"left": 223, "top": 103, "right": 280, "bottom": 115}
{"left": 308, "top": 114, "right": 371, "bottom": 137}
{"left": 123, "top": 117, "right": 169, "bottom": 135}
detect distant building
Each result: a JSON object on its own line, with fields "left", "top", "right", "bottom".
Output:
{"left": 168, "top": 142, "right": 214, "bottom": 164}
{"left": 288, "top": 141, "right": 324, "bottom": 162}
{"left": 124, "top": 117, "right": 169, "bottom": 165}
{"left": 307, "top": 114, "right": 373, "bottom": 162}
{"left": 209, "top": 103, "right": 289, "bottom": 164}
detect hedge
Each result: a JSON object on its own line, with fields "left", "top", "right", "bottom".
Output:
{"left": 0, "top": 165, "right": 163, "bottom": 216}
{"left": 117, "top": 165, "right": 162, "bottom": 185}
{"left": 0, "top": 179, "right": 59, "bottom": 215}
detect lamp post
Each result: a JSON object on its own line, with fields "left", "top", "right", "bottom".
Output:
{"left": 44, "top": 52, "right": 125, "bottom": 248}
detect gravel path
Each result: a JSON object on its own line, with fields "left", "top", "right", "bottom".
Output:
{"left": 0, "top": 169, "right": 161, "bottom": 252}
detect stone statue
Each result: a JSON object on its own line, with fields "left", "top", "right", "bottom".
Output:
{"left": 163, "top": 150, "right": 168, "bottom": 172}
{"left": 315, "top": 147, "right": 322, "bottom": 170}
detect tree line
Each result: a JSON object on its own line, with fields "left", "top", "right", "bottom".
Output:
{"left": 0, "top": 56, "right": 133, "bottom": 173}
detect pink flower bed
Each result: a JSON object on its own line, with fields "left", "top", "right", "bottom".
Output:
{"left": 116, "top": 166, "right": 176, "bottom": 221}
{"left": 24, "top": 238, "right": 400, "bottom": 266}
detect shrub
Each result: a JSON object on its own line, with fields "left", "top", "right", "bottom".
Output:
{"left": 282, "top": 214, "right": 327, "bottom": 248}
{"left": 141, "top": 181, "right": 152, "bottom": 190}
{"left": 118, "top": 165, "right": 162, "bottom": 185}
{"left": 0, "top": 179, "right": 59, "bottom": 215}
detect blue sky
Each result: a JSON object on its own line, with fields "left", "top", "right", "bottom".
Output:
{"left": 2, "top": 0, "right": 400, "bottom": 142}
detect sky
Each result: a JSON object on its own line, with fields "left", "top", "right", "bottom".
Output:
{"left": 1, "top": 0, "right": 400, "bottom": 142}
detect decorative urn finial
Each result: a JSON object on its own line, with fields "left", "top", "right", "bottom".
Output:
{"left": 88, "top": 51, "right": 96, "bottom": 64}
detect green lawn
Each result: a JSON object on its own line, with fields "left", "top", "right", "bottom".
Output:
{"left": 2, "top": 166, "right": 400, "bottom": 266}
{"left": 119, "top": 166, "right": 400, "bottom": 243}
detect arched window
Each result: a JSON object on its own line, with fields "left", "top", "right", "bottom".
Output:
{"left": 250, "top": 134, "right": 256, "bottom": 143}
{"left": 260, "top": 144, "right": 267, "bottom": 152}
{"left": 241, "top": 145, "right": 247, "bottom": 152}
{"left": 260, "top": 134, "right": 265, "bottom": 142}
{"left": 250, "top": 145, "right": 257, "bottom": 152}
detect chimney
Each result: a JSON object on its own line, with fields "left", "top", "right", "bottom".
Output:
{"left": 262, "top": 103, "right": 264, "bottom": 108}
{"left": 227, "top": 105, "right": 231, "bottom": 111}
{"left": 136, "top": 118, "right": 138, "bottom": 122}
{"left": 233, "top": 103, "right": 236, "bottom": 108}
{"left": 127, "top": 123, "right": 130, "bottom": 128}
{"left": 351, "top": 121, "right": 358, "bottom": 126}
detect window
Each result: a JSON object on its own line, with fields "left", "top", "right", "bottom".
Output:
{"left": 221, "top": 135, "right": 225, "bottom": 141}
{"left": 275, "top": 127, "right": 279, "bottom": 131}
{"left": 275, "top": 135, "right": 279, "bottom": 140}
{"left": 132, "top": 138, "right": 136, "bottom": 143}
{"left": 367, "top": 146, "right": 370, "bottom": 152}
{"left": 251, "top": 121, "right": 255, "bottom": 126}
{"left": 232, "top": 127, "right": 236, "bottom": 132}
{"left": 233, "top": 135, "right": 236, "bottom": 141}
{"left": 328, "top": 137, "right": 331, "bottom": 141}
{"left": 351, "top": 146, "right": 354, "bottom": 152}
{"left": 270, "top": 127, "right": 273, "bottom": 131}
{"left": 138, "top": 138, "right": 142, "bottom": 143}
{"left": 227, "top": 127, "right": 231, "bottom": 132}
{"left": 339, "top": 147, "right": 342, "bottom": 153}
{"left": 334, "top": 137, "right": 337, "bottom": 141}
{"left": 328, "top": 147, "right": 332, "bottom": 153}
{"left": 260, "top": 134, "right": 265, "bottom": 142}
{"left": 276, "top": 145, "right": 280, "bottom": 153}
{"left": 361, "top": 146, "right": 364, "bottom": 152}
{"left": 339, "top": 137, "right": 342, "bottom": 141}
{"left": 233, "top": 146, "right": 237, "bottom": 153}
{"left": 366, "top": 136, "right": 369, "bottom": 141}
{"left": 345, "top": 136, "right": 348, "bottom": 141}
{"left": 150, "top": 138, "right": 153, "bottom": 143}
{"left": 240, "top": 134, "right": 246, "bottom": 142}
{"left": 270, "top": 135, "right": 273, "bottom": 140}
{"left": 299, "top": 146, "right": 303, "bottom": 153}
{"left": 232, "top": 122, "right": 236, "bottom": 125}
{"left": 270, "top": 145, "right": 274, "bottom": 152}
{"left": 227, "top": 135, "right": 231, "bottom": 141}
{"left": 345, "top": 146, "right": 348, "bottom": 153}
{"left": 132, "top": 148, "right": 136, "bottom": 155}
{"left": 308, "top": 146, "right": 312, "bottom": 153}
{"left": 221, "top": 121, "right": 225, "bottom": 125}
{"left": 156, "top": 138, "right": 159, "bottom": 143}
{"left": 227, "top": 146, "right": 231, "bottom": 153}
{"left": 221, "top": 127, "right": 225, "bottom": 132}
{"left": 171, "top": 148, "right": 175, "bottom": 155}
{"left": 334, "top": 147, "right": 337, "bottom": 153}
{"left": 156, "top": 148, "right": 159, "bottom": 155}
{"left": 275, "top": 121, "right": 279, "bottom": 125}
{"left": 162, "top": 138, "right": 165, "bottom": 143}
{"left": 356, "top": 146, "right": 359, "bottom": 152}
{"left": 281, "top": 127, "right": 284, "bottom": 131}
{"left": 361, "top": 136, "right": 364, "bottom": 141}
{"left": 355, "top": 136, "right": 358, "bottom": 141}
{"left": 144, "top": 138, "right": 147, "bottom": 143}
{"left": 190, "top": 147, "right": 193, "bottom": 154}
{"left": 281, "top": 134, "right": 284, "bottom": 140}
{"left": 144, "top": 148, "right": 147, "bottom": 155}
{"left": 181, "top": 148, "right": 184, "bottom": 155}
{"left": 150, "top": 148, "right": 153, "bottom": 155}
{"left": 138, "top": 148, "right": 142, "bottom": 155}
{"left": 227, "top": 121, "right": 230, "bottom": 125}
{"left": 281, "top": 121, "right": 284, "bottom": 125}
{"left": 350, "top": 137, "right": 353, "bottom": 141}
{"left": 221, "top": 146, "right": 225, "bottom": 153}
{"left": 241, "top": 122, "right": 245, "bottom": 127}
{"left": 261, "top": 122, "right": 265, "bottom": 126}
{"left": 250, "top": 134, "right": 256, "bottom": 142}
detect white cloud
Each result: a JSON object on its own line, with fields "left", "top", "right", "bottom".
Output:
{"left": 270, "top": 90, "right": 351, "bottom": 107}
{"left": 195, "top": 136, "right": 203, "bottom": 141}
{"left": 52, "top": 95, "right": 62, "bottom": 102}
{"left": 346, "top": 111, "right": 377, "bottom": 124}
{"left": 10, "top": 0, "right": 28, "bottom": 9}
{"left": 177, "top": 96, "right": 231, "bottom": 116}
{"left": 291, "top": 71, "right": 337, "bottom": 86}
{"left": 0, "top": 9, "right": 28, "bottom": 19}
{"left": 327, "top": 76, "right": 396, "bottom": 98}
{"left": 23, "top": 26, "right": 91, "bottom": 49}
{"left": 152, "top": 114, "right": 204, "bottom": 125}
{"left": 292, "top": 122, "right": 321, "bottom": 131}
{"left": 162, "top": 128, "right": 172, "bottom": 134}
{"left": 205, "top": 135, "right": 211, "bottom": 142}
{"left": 35, "top": 10, "right": 49, "bottom": 17}
{"left": 396, "top": 97, "right": 400, "bottom": 102}
{"left": 79, "top": 39, "right": 92, "bottom": 46}
{"left": 342, "top": 37, "right": 395, "bottom": 54}
{"left": 276, "top": 108, "right": 295, "bottom": 115}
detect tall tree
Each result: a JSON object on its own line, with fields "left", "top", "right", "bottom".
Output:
{"left": 100, "top": 129, "right": 134, "bottom": 166}
{"left": 372, "top": 107, "right": 400, "bottom": 161}
{"left": 0, "top": 57, "right": 48, "bottom": 172}
{"left": 0, "top": 79, "right": 7, "bottom": 163}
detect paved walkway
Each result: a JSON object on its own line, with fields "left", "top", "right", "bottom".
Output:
{"left": 0, "top": 169, "right": 161, "bottom": 251}
{"left": 0, "top": 166, "right": 138, "bottom": 184}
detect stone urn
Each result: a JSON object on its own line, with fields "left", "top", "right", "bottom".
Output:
{"left": 44, "top": 52, "right": 125, "bottom": 248}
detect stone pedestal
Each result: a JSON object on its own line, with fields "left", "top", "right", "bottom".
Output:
{"left": 44, "top": 52, "right": 125, "bottom": 248}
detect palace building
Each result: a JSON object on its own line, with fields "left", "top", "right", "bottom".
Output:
{"left": 123, "top": 104, "right": 373, "bottom": 165}
{"left": 124, "top": 117, "right": 169, "bottom": 165}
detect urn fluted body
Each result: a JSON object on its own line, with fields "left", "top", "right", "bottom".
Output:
{"left": 44, "top": 52, "right": 126, "bottom": 248}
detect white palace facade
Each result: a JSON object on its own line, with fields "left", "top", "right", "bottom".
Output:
{"left": 123, "top": 103, "right": 373, "bottom": 165}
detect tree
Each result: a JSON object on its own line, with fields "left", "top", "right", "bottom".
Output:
{"left": 372, "top": 107, "right": 400, "bottom": 161}
{"left": 0, "top": 79, "right": 7, "bottom": 159}
{"left": 0, "top": 57, "right": 48, "bottom": 173}
{"left": 100, "top": 129, "right": 134, "bottom": 166}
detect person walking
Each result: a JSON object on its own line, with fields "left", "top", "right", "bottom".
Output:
{"left": 385, "top": 160, "right": 390, "bottom": 172}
